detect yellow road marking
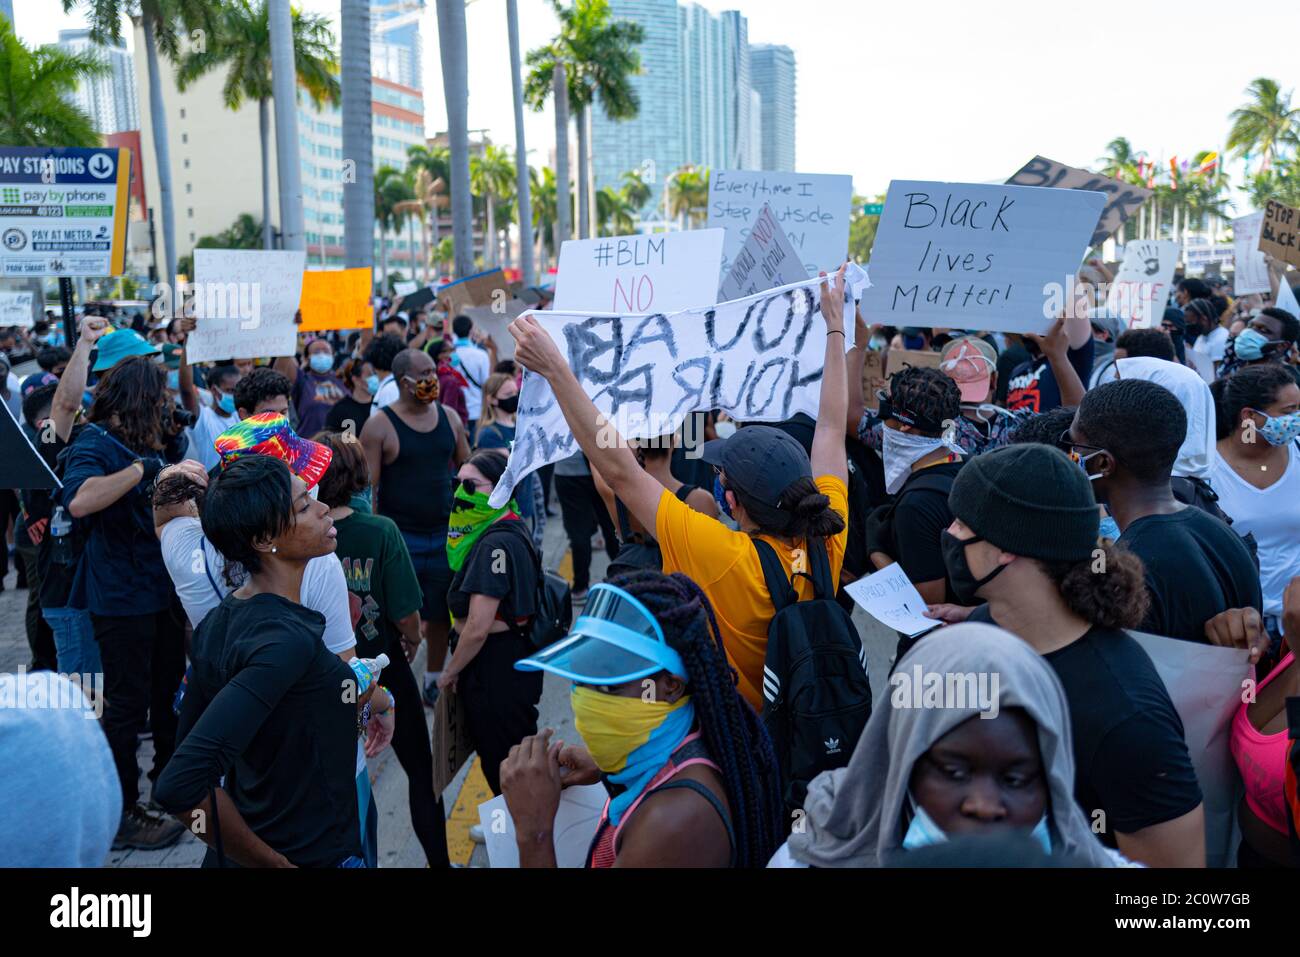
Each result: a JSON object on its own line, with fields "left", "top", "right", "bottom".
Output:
{"left": 557, "top": 548, "right": 573, "bottom": 583}
{"left": 446, "top": 757, "right": 491, "bottom": 865}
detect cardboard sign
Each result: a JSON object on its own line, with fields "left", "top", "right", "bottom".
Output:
{"left": 862, "top": 350, "right": 887, "bottom": 411}
{"left": 1233, "top": 213, "right": 1271, "bottom": 295}
{"left": 457, "top": 299, "right": 532, "bottom": 359}
{"left": 718, "top": 203, "right": 808, "bottom": 302}
{"left": 478, "top": 784, "right": 606, "bottom": 868}
{"left": 1259, "top": 199, "right": 1300, "bottom": 268}
{"left": 490, "top": 265, "right": 869, "bottom": 508}
{"left": 1107, "top": 239, "right": 1180, "bottom": 329}
{"left": 707, "top": 170, "right": 853, "bottom": 277}
{"left": 185, "top": 249, "right": 305, "bottom": 362}
{"left": 299, "top": 268, "right": 371, "bottom": 331}
{"left": 860, "top": 180, "right": 1105, "bottom": 335}
{"left": 844, "top": 563, "right": 942, "bottom": 637}
{"left": 553, "top": 229, "right": 725, "bottom": 314}
{"left": 0, "top": 291, "right": 34, "bottom": 326}
{"left": 0, "top": 401, "right": 60, "bottom": 489}
{"left": 1006, "top": 155, "right": 1152, "bottom": 248}
{"left": 436, "top": 268, "right": 513, "bottom": 315}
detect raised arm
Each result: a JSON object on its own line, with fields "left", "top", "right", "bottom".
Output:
{"left": 1029, "top": 316, "right": 1086, "bottom": 409}
{"left": 846, "top": 305, "right": 869, "bottom": 438}
{"left": 810, "top": 265, "right": 849, "bottom": 484}
{"left": 52, "top": 315, "right": 109, "bottom": 441}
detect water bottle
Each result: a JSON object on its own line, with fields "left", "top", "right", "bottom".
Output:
{"left": 49, "top": 506, "right": 73, "bottom": 568}
{"left": 348, "top": 653, "right": 390, "bottom": 696}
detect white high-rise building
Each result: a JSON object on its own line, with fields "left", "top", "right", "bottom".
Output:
{"left": 56, "top": 29, "right": 141, "bottom": 135}
{"left": 372, "top": 0, "right": 424, "bottom": 91}
{"left": 750, "top": 44, "right": 796, "bottom": 172}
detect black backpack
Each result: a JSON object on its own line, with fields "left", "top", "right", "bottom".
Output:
{"left": 753, "top": 536, "right": 872, "bottom": 816}
{"left": 863, "top": 463, "right": 961, "bottom": 562}
{"left": 480, "top": 520, "right": 573, "bottom": 650}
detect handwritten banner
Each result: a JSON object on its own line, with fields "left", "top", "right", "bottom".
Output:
{"left": 0, "top": 290, "right": 34, "bottom": 327}
{"left": 1259, "top": 199, "right": 1300, "bottom": 268}
{"left": 490, "top": 265, "right": 869, "bottom": 507}
{"left": 553, "top": 229, "right": 724, "bottom": 314}
{"left": 859, "top": 180, "right": 1104, "bottom": 335}
{"left": 1006, "top": 155, "right": 1151, "bottom": 248}
{"left": 718, "top": 202, "right": 808, "bottom": 302}
{"left": 299, "top": 268, "right": 371, "bottom": 331}
{"left": 186, "top": 249, "right": 305, "bottom": 362}
{"left": 1108, "top": 239, "right": 1180, "bottom": 329}
{"left": 708, "top": 170, "right": 852, "bottom": 277}
{"left": 1233, "top": 213, "right": 1272, "bottom": 295}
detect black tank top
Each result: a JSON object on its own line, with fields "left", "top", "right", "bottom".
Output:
{"left": 378, "top": 404, "right": 454, "bottom": 534}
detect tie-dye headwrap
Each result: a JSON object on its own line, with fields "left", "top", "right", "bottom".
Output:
{"left": 213, "top": 412, "right": 333, "bottom": 489}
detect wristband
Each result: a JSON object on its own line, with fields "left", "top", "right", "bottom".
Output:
{"left": 373, "top": 685, "right": 395, "bottom": 716}
{"left": 826, "top": 329, "right": 846, "bottom": 338}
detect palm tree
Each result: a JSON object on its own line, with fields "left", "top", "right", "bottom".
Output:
{"left": 375, "top": 165, "right": 414, "bottom": 289}
{"left": 531, "top": 165, "right": 558, "bottom": 274}
{"left": 621, "top": 169, "right": 651, "bottom": 211}
{"left": 470, "top": 144, "right": 515, "bottom": 268}
{"left": 435, "top": 0, "right": 473, "bottom": 277}
{"left": 1228, "top": 78, "right": 1300, "bottom": 171}
{"left": 407, "top": 144, "right": 450, "bottom": 267}
{"left": 409, "top": 167, "right": 433, "bottom": 284}
{"left": 596, "top": 186, "right": 635, "bottom": 236}
{"left": 63, "top": 0, "right": 216, "bottom": 290}
{"left": 177, "top": 0, "right": 337, "bottom": 251}
{"left": 340, "top": 0, "right": 372, "bottom": 278}
{"left": 1096, "top": 137, "right": 1143, "bottom": 182}
{"left": 506, "top": 0, "right": 535, "bottom": 287}
{"left": 666, "top": 164, "right": 710, "bottom": 229}
{"left": 0, "top": 20, "right": 108, "bottom": 146}
{"left": 526, "top": 0, "right": 643, "bottom": 240}
{"left": 1246, "top": 161, "right": 1300, "bottom": 210}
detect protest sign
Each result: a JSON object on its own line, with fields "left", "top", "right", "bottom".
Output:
{"left": 0, "top": 400, "right": 59, "bottom": 490}
{"left": 0, "top": 290, "right": 34, "bottom": 326}
{"left": 185, "top": 249, "right": 305, "bottom": 363}
{"left": 718, "top": 203, "right": 808, "bottom": 302}
{"left": 1232, "top": 213, "right": 1271, "bottom": 295}
{"left": 707, "top": 170, "right": 852, "bottom": 277}
{"left": 1106, "top": 240, "right": 1180, "bottom": 329}
{"left": 490, "top": 265, "right": 869, "bottom": 508}
{"left": 436, "top": 268, "right": 513, "bottom": 315}
{"left": 862, "top": 350, "right": 887, "bottom": 411}
{"left": 299, "top": 268, "right": 371, "bottom": 332}
{"left": 479, "top": 784, "right": 606, "bottom": 868}
{"left": 1259, "top": 199, "right": 1300, "bottom": 268}
{"left": 393, "top": 280, "right": 418, "bottom": 296}
{"left": 1129, "top": 632, "right": 1250, "bottom": 869}
{"left": 844, "top": 563, "right": 942, "bottom": 637}
{"left": 1277, "top": 277, "right": 1300, "bottom": 317}
{"left": 553, "top": 229, "right": 725, "bottom": 314}
{"left": 459, "top": 299, "right": 531, "bottom": 359}
{"left": 1006, "top": 155, "right": 1151, "bottom": 248}
{"left": 859, "top": 180, "right": 1104, "bottom": 335}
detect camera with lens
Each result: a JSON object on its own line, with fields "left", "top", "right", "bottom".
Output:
{"left": 171, "top": 407, "right": 198, "bottom": 430}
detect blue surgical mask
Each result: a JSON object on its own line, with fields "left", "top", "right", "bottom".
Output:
{"left": 309, "top": 352, "right": 334, "bottom": 374}
{"left": 1251, "top": 408, "right": 1300, "bottom": 447}
{"left": 216, "top": 393, "right": 236, "bottom": 416}
{"left": 1098, "top": 515, "right": 1121, "bottom": 541}
{"left": 366, "top": 374, "right": 380, "bottom": 395}
{"left": 902, "top": 800, "right": 1052, "bottom": 855}
{"left": 712, "top": 475, "right": 733, "bottom": 519}
{"left": 166, "top": 370, "right": 179, "bottom": 391}
{"left": 1233, "top": 328, "right": 1270, "bottom": 362}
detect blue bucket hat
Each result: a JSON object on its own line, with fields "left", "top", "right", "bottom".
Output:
{"left": 92, "top": 328, "right": 160, "bottom": 372}
{"left": 515, "top": 584, "right": 685, "bottom": 685}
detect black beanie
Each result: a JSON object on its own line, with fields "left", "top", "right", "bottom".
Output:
{"left": 947, "top": 445, "right": 1099, "bottom": 563}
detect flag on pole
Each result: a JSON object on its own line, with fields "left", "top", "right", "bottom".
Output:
{"left": 1169, "top": 157, "right": 1179, "bottom": 190}
{"left": 1197, "top": 152, "right": 1218, "bottom": 175}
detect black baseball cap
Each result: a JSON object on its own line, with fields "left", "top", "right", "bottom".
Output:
{"left": 701, "top": 425, "right": 812, "bottom": 509}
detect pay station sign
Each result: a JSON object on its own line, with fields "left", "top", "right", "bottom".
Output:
{"left": 0, "top": 146, "right": 132, "bottom": 277}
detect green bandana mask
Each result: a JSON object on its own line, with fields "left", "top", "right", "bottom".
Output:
{"left": 446, "top": 485, "right": 517, "bottom": 571}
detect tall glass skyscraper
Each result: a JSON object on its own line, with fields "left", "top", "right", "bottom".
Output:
{"left": 56, "top": 29, "right": 141, "bottom": 134}
{"left": 750, "top": 44, "right": 796, "bottom": 172}
{"left": 372, "top": 0, "right": 423, "bottom": 90}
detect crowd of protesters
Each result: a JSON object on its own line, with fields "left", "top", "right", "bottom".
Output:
{"left": 3, "top": 263, "right": 1300, "bottom": 872}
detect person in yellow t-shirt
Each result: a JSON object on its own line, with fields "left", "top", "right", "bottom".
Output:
{"left": 509, "top": 267, "right": 852, "bottom": 711}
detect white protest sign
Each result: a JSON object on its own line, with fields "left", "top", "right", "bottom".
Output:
{"left": 718, "top": 202, "right": 808, "bottom": 302}
{"left": 491, "top": 264, "right": 869, "bottom": 508}
{"left": 1107, "top": 239, "right": 1180, "bottom": 329}
{"left": 478, "top": 784, "right": 606, "bottom": 868}
{"left": 1233, "top": 213, "right": 1271, "bottom": 295}
{"left": 708, "top": 170, "right": 852, "bottom": 277}
{"left": 844, "top": 563, "right": 942, "bottom": 637}
{"left": 185, "top": 249, "right": 306, "bottom": 363}
{"left": 553, "top": 230, "right": 724, "bottom": 314}
{"left": 1129, "top": 632, "right": 1250, "bottom": 869}
{"left": 1277, "top": 276, "right": 1300, "bottom": 317}
{"left": 0, "top": 291, "right": 34, "bottom": 327}
{"left": 859, "top": 180, "right": 1105, "bottom": 335}
{"left": 393, "top": 280, "right": 418, "bottom": 296}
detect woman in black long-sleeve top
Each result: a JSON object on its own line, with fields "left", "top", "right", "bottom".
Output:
{"left": 154, "top": 455, "right": 371, "bottom": 867}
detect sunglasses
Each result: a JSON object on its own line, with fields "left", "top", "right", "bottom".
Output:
{"left": 1056, "top": 428, "right": 1105, "bottom": 463}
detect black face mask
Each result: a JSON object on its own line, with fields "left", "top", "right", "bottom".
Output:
{"left": 496, "top": 394, "right": 519, "bottom": 414}
{"left": 940, "top": 530, "right": 1007, "bottom": 605}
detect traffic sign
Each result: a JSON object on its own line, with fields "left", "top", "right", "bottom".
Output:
{"left": 0, "top": 146, "right": 132, "bottom": 278}
{"left": 862, "top": 203, "right": 883, "bottom": 216}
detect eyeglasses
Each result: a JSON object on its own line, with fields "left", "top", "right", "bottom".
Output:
{"left": 1056, "top": 428, "right": 1105, "bottom": 464}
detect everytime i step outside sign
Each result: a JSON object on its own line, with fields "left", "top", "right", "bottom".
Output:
{"left": 553, "top": 230, "right": 725, "bottom": 314}
{"left": 707, "top": 170, "right": 852, "bottom": 278}
{"left": 860, "top": 180, "right": 1105, "bottom": 335}
{"left": 0, "top": 146, "right": 131, "bottom": 277}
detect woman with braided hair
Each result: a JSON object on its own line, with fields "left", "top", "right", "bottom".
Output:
{"left": 501, "top": 570, "right": 785, "bottom": 867}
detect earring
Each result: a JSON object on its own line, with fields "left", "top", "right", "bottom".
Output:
{"left": 271, "top": 546, "right": 277, "bottom": 554}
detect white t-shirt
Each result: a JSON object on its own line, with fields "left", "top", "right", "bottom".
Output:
{"left": 767, "top": 841, "right": 809, "bottom": 868}
{"left": 370, "top": 373, "right": 398, "bottom": 416}
{"left": 1192, "top": 326, "right": 1229, "bottom": 363}
{"left": 453, "top": 343, "right": 490, "bottom": 420}
{"left": 188, "top": 404, "right": 238, "bottom": 470}
{"left": 1207, "top": 446, "right": 1300, "bottom": 620}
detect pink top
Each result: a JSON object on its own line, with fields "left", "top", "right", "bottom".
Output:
{"left": 1230, "top": 652, "right": 1295, "bottom": 834}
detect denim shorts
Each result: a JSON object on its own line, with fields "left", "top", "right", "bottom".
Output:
{"left": 400, "top": 528, "right": 453, "bottom": 623}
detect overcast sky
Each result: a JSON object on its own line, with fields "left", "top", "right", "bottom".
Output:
{"left": 19, "top": 0, "right": 1299, "bottom": 212}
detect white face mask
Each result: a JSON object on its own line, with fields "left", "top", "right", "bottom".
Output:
{"left": 902, "top": 799, "right": 1052, "bottom": 854}
{"left": 882, "top": 425, "right": 961, "bottom": 494}
{"left": 713, "top": 420, "right": 737, "bottom": 440}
